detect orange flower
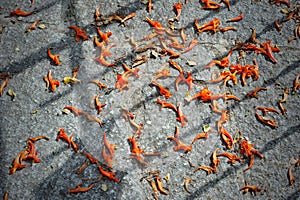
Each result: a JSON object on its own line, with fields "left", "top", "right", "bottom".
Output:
{"left": 56, "top": 128, "right": 71, "bottom": 147}
{"left": 151, "top": 80, "right": 172, "bottom": 99}
{"left": 68, "top": 26, "right": 89, "bottom": 42}
{"left": 43, "top": 70, "right": 60, "bottom": 92}
{"left": 69, "top": 183, "right": 95, "bottom": 193}
{"left": 10, "top": 8, "right": 34, "bottom": 17}
{"left": 167, "top": 127, "right": 192, "bottom": 153}
{"left": 47, "top": 48, "right": 60, "bottom": 65}
{"left": 98, "top": 165, "right": 120, "bottom": 183}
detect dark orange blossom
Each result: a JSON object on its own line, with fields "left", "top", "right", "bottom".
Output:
{"left": 98, "top": 165, "right": 120, "bottom": 183}
{"left": 47, "top": 48, "right": 60, "bottom": 65}
{"left": 10, "top": 8, "right": 34, "bottom": 17}
{"left": 68, "top": 26, "right": 89, "bottom": 42}
{"left": 167, "top": 127, "right": 192, "bottom": 153}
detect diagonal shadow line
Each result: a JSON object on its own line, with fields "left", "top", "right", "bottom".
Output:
{"left": 184, "top": 123, "right": 300, "bottom": 199}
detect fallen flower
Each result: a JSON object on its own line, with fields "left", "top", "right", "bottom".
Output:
{"left": 9, "top": 151, "right": 28, "bottom": 174}
{"left": 200, "top": 0, "right": 221, "bottom": 10}
{"left": 120, "top": 106, "right": 135, "bottom": 121}
{"left": 173, "top": 2, "right": 183, "bottom": 21}
{"left": 292, "top": 73, "right": 300, "bottom": 92}
{"left": 153, "top": 66, "right": 170, "bottom": 81}
{"left": 156, "top": 98, "right": 177, "bottom": 112}
{"left": 129, "top": 118, "right": 144, "bottom": 138}
{"left": 69, "top": 183, "right": 95, "bottom": 194}
{"left": 256, "top": 106, "right": 280, "bottom": 116}
{"left": 255, "top": 111, "right": 278, "bottom": 129}
{"left": 274, "top": 19, "right": 283, "bottom": 32}
{"left": 226, "top": 14, "right": 244, "bottom": 22}
{"left": 192, "top": 130, "right": 212, "bottom": 144}
{"left": 27, "top": 135, "right": 49, "bottom": 143}
{"left": 220, "top": 0, "right": 231, "bottom": 10}
{"left": 63, "top": 106, "right": 85, "bottom": 116}
{"left": 94, "top": 6, "right": 102, "bottom": 21}
{"left": 183, "top": 177, "right": 192, "bottom": 193}
{"left": 92, "top": 94, "right": 106, "bottom": 115}
{"left": 56, "top": 128, "right": 71, "bottom": 147}
{"left": 151, "top": 80, "right": 172, "bottom": 99}
{"left": 76, "top": 160, "right": 88, "bottom": 174}
{"left": 68, "top": 26, "right": 89, "bottom": 42}
{"left": 167, "top": 127, "right": 192, "bottom": 153}
{"left": 95, "top": 54, "right": 115, "bottom": 67}
{"left": 240, "top": 183, "right": 266, "bottom": 196}
{"left": 194, "top": 165, "right": 214, "bottom": 174}
{"left": 122, "top": 63, "right": 140, "bottom": 78}
{"left": 217, "top": 152, "right": 242, "bottom": 164}
{"left": 246, "top": 87, "right": 267, "bottom": 99}
{"left": 25, "top": 19, "right": 42, "bottom": 33}
{"left": 70, "top": 133, "right": 79, "bottom": 153}
{"left": 175, "top": 71, "right": 194, "bottom": 92}
{"left": 10, "top": 8, "right": 34, "bottom": 17}
{"left": 203, "top": 49, "right": 232, "bottom": 69}
{"left": 147, "top": 0, "right": 153, "bottom": 13}
{"left": 89, "top": 80, "right": 108, "bottom": 90}
{"left": 189, "top": 86, "right": 223, "bottom": 102}
{"left": 43, "top": 70, "right": 60, "bottom": 92}
{"left": 211, "top": 148, "right": 220, "bottom": 173}
{"left": 47, "top": 48, "right": 60, "bottom": 65}
{"left": 81, "top": 151, "right": 98, "bottom": 164}
{"left": 156, "top": 176, "right": 169, "bottom": 195}
{"left": 176, "top": 102, "right": 188, "bottom": 127}
{"left": 98, "top": 165, "right": 120, "bottom": 183}
{"left": 145, "top": 178, "right": 159, "bottom": 200}
{"left": 0, "top": 77, "right": 9, "bottom": 97}
{"left": 195, "top": 18, "right": 220, "bottom": 34}
{"left": 97, "top": 27, "right": 112, "bottom": 43}
{"left": 239, "top": 139, "right": 263, "bottom": 170}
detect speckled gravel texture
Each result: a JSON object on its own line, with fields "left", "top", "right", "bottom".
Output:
{"left": 0, "top": 0, "right": 299, "bottom": 199}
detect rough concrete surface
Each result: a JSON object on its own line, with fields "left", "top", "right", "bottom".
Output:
{"left": 0, "top": 0, "right": 299, "bottom": 199}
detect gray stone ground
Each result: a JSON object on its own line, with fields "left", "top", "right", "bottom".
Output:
{"left": 0, "top": 0, "right": 299, "bottom": 199}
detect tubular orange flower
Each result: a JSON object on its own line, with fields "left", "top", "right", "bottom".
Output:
{"left": 115, "top": 73, "right": 130, "bottom": 92}
{"left": 217, "top": 152, "right": 242, "bottom": 164}
{"left": 173, "top": 2, "right": 183, "bottom": 21}
{"left": 56, "top": 128, "right": 71, "bottom": 147}
{"left": 10, "top": 8, "right": 34, "bottom": 17}
{"left": 70, "top": 133, "right": 79, "bottom": 153}
{"left": 226, "top": 14, "right": 244, "bottom": 22}
{"left": 96, "top": 27, "right": 112, "bottom": 43}
{"left": 43, "top": 70, "right": 60, "bottom": 92}
{"left": 25, "top": 19, "right": 42, "bottom": 33}
{"left": 68, "top": 26, "right": 89, "bottom": 42}
{"left": 156, "top": 176, "right": 169, "bottom": 195}
{"left": 167, "top": 127, "right": 192, "bottom": 153}
{"left": 89, "top": 80, "right": 108, "bottom": 90}
{"left": 151, "top": 80, "right": 172, "bottom": 99}
{"left": 47, "top": 48, "right": 60, "bottom": 65}
{"left": 69, "top": 183, "right": 95, "bottom": 193}
{"left": 211, "top": 148, "right": 220, "bottom": 173}
{"left": 81, "top": 151, "right": 98, "bottom": 164}
{"left": 156, "top": 98, "right": 177, "bottom": 112}
{"left": 27, "top": 136, "right": 49, "bottom": 143}
{"left": 176, "top": 102, "right": 188, "bottom": 127}
{"left": 192, "top": 130, "right": 212, "bottom": 144}
{"left": 246, "top": 87, "right": 267, "bottom": 99}
{"left": 194, "top": 165, "right": 214, "bottom": 174}
{"left": 0, "top": 77, "right": 9, "bottom": 97}
{"left": 239, "top": 183, "right": 266, "bottom": 195}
